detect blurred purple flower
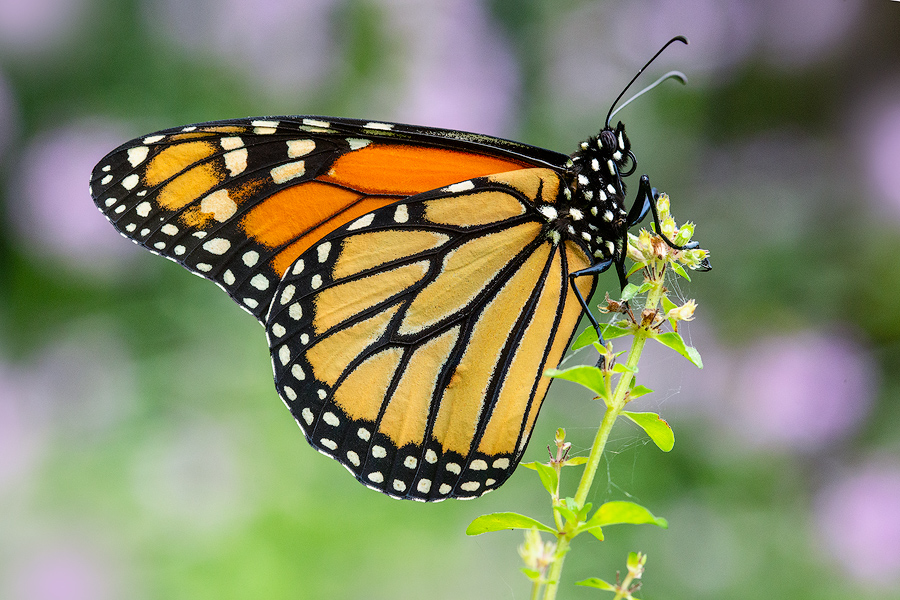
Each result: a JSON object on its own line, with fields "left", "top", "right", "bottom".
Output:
{"left": 2, "top": 538, "right": 127, "bottom": 600}
{"left": 815, "top": 459, "right": 900, "bottom": 586}
{"left": 6, "top": 120, "right": 143, "bottom": 277}
{"left": 377, "top": 0, "right": 520, "bottom": 137}
{"left": 861, "top": 97, "right": 900, "bottom": 223}
{"left": 0, "top": 361, "right": 49, "bottom": 496}
{"left": 0, "top": 323, "right": 136, "bottom": 497}
{"left": 19, "top": 322, "right": 138, "bottom": 441}
{"left": 0, "top": 0, "right": 89, "bottom": 55}
{"left": 143, "top": 0, "right": 338, "bottom": 95}
{"left": 729, "top": 329, "right": 876, "bottom": 452}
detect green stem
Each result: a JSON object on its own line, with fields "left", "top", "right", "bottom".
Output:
{"left": 541, "top": 268, "right": 667, "bottom": 600}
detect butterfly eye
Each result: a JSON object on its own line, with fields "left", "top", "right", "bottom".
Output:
{"left": 599, "top": 130, "right": 617, "bottom": 153}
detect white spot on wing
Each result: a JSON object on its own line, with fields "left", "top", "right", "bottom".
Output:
{"left": 203, "top": 238, "right": 231, "bottom": 255}
{"left": 368, "top": 471, "right": 384, "bottom": 483}
{"left": 220, "top": 137, "right": 244, "bottom": 150}
{"left": 224, "top": 148, "right": 248, "bottom": 176}
{"left": 417, "top": 479, "right": 431, "bottom": 493}
{"left": 252, "top": 120, "right": 279, "bottom": 134}
{"left": 323, "top": 412, "right": 339, "bottom": 427}
{"left": 446, "top": 462, "right": 461, "bottom": 475}
{"left": 288, "top": 303, "right": 302, "bottom": 320}
{"left": 250, "top": 273, "right": 270, "bottom": 290}
{"left": 271, "top": 160, "right": 305, "bottom": 184}
{"left": 143, "top": 135, "right": 165, "bottom": 144}
{"left": 291, "top": 364, "right": 305, "bottom": 380}
{"left": 317, "top": 242, "right": 331, "bottom": 263}
{"left": 347, "top": 138, "right": 370, "bottom": 150}
{"left": 394, "top": 204, "right": 408, "bottom": 223}
{"left": 347, "top": 214, "right": 375, "bottom": 230}
{"left": 127, "top": 146, "right": 149, "bottom": 167}
{"left": 364, "top": 122, "right": 393, "bottom": 131}
{"left": 444, "top": 180, "right": 474, "bottom": 193}
{"left": 287, "top": 139, "right": 315, "bottom": 158}
{"left": 301, "top": 408, "right": 314, "bottom": 425}
{"left": 278, "top": 345, "right": 291, "bottom": 365}
{"left": 122, "top": 174, "right": 139, "bottom": 190}
{"left": 243, "top": 251, "right": 259, "bottom": 267}
{"left": 280, "top": 284, "right": 295, "bottom": 305}
{"left": 372, "top": 445, "right": 387, "bottom": 458}
{"left": 135, "top": 201, "right": 151, "bottom": 217}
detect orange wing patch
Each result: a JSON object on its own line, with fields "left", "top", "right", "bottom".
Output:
{"left": 320, "top": 143, "right": 529, "bottom": 195}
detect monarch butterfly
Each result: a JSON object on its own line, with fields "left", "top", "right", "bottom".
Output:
{"left": 91, "top": 38, "right": 696, "bottom": 501}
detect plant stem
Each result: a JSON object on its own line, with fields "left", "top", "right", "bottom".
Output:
{"left": 541, "top": 269, "right": 667, "bottom": 600}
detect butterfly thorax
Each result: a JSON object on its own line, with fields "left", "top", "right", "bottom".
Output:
{"left": 552, "top": 122, "right": 633, "bottom": 264}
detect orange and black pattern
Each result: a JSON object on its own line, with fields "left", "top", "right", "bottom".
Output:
{"left": 90, "top": 114, "right": 639, "bottom": 501}
{"left": 266, "top": 169, "right": 593, "bottom": 500}
{"left": 89, "top": 117, "right": 554, "bottom": 322}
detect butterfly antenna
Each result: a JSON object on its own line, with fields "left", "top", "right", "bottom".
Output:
{"left": 608, "top": 70, "right": 687, "bottom": 123}
{"left": 605, "top": 36, "right": 688, "bottom": 127}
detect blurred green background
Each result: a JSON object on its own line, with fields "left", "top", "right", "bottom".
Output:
{"left": 2, "top": 1, "right": 900, "bottom": 599}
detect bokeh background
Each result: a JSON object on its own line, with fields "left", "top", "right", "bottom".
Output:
{"left": 1, "top": 0, "right": 899, "bottom": 599}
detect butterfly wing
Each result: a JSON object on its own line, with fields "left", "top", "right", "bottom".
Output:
{"left": 266, "top": 167, "right": 595, "bottom": 501}
{"left": 89, "top": 117, "right": 567, "bottom": 321}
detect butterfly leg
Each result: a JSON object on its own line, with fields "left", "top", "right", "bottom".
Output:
{"left": 568, "top": 258, "right": 614, "bottom": 346}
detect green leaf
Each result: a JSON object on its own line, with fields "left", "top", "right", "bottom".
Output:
{"left": 545, "top": 365, "right": 606, "bottom": 397}
{"left": 626, "top": 261, "right": 644, "bottom": 278}
{"left": 554, "top": 504, "right": 578, "bottom": 526}
{"left": 534, "top": 461, "right": 559, "bottom": 496}
{"left": 661, "top": 295, "right": 677, "bottom": 314}
{"left": 572, "top": 320, "right": 633, "bottom": 351}
{"left": 653, "top": 332, "right": 703, "bottom": 368}
{"left": 466, "top": 512, "right": 556, "bottom": 535}
{"left": 612, "top": 363, "right": 637, "bottom": 375}
{"left": 586, "top": 501, "right": 668, "bottom": 529}
{"left": 601, "top": 323, "right": 633, "bottom": 340}
{"left": 620, "top": 283, "right": 642, "bottom": 302}
{"left": 623, "top": 411, "right": 674, "bottom": 452}
{"left": 571, "top": 326, "right": 598, "bottom": 350}
{"left": 671, "top": 262, "right": 691, "bottom": 281}
{"left": 521, "top": 568, "right": 542, "bottom": 582}
{"left": 563, "top": 456, "right": 589, "bottom": 467}
{"left": 576, "top": 577, "right": 615, "bottom": 590}
{"left": 582, "top": 524, "right": 605, "bottom": 541}
{"left": 628, "top": 385, "right": 654, "bottom": 400}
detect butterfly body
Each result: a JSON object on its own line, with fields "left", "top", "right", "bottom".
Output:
{"left": 91, "top": 115, "right": 645, "bottom": 501}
